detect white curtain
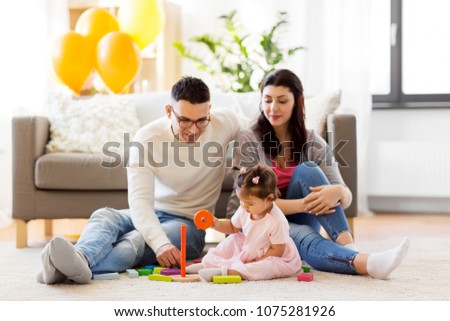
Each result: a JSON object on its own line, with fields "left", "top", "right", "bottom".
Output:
{"left": 0, "top": 0, "right": 69, "bottom": 227}
{"left": 303, "top": 0, "right": 373, "bottom": 216}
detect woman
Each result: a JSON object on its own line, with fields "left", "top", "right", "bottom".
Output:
{"left": 228, "top": 69, "right": 409, "bottom": 279}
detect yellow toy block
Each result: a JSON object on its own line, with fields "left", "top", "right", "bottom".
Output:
{"left": 153, "top": 267, "right": 164, "bottom": 274}
{"left": 148, "top": 274, "right": 172, "bottom": 282}
{"left": 212, "top": 275, "right": 242, "bottom": 284}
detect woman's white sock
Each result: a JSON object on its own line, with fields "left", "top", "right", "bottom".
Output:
{"left": 367, "top": 238, "right": 411, "bottom": 280}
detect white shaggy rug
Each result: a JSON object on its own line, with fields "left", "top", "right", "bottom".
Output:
{"left": 1, "top": 237, "right": 449, "bottom": 301}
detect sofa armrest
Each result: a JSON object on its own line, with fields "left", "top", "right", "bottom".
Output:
{"left": 326, "top": 113, "right": 358, "bottom": 218}
{"left": 12, "top": 116, "right": 50, "bottom": 220}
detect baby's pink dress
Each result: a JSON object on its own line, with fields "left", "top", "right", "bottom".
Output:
{"left": 201, "top": 203, "right": 302, "bottom": 280}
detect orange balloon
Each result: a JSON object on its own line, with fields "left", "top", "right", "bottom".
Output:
{"left": 51, "top": 31, "right": 94, "bottom": 94}
{"left": 96, "top": 31, "right": 141, "bottom": 94}
{"left": 75, "top": 8, "right": 119, "bottom": 56}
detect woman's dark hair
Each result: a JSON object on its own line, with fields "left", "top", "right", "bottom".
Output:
{"left": 253, "top": 69, "right": 307, "bottom": 164}
{"left": 235, "top": 164, "right": 279, "bottom": 200}
{"left": 171, "top": 76, "right": 210, "bottom": 104}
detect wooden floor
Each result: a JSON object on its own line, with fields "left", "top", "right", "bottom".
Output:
{"left": 1, "top": 213, "right": 450, "bottom": 246}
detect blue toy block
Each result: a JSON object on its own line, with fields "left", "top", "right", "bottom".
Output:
{"left": 126, "top": 269, "right": 139, "bottom": 278}
{"left": 93, "top": 272, "right": 120, "bottom": 280}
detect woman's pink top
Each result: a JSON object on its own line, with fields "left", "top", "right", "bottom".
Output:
{"left": 271, "top": 160, "right": 298, "bottom": 196}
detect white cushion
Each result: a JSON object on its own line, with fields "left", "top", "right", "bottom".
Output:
{"left": 45, "top": 90, "right": 340, "bottom": 154}
{"left": 46, "top": 90, "right": 140, "bottom": 154}
{"left": 305, "top": 91, "right": 341, "bottom": 137}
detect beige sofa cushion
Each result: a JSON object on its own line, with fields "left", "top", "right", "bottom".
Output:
{"left": 35, "top": 152, "right": 237, "bottom": 191}
{"left": 35, "top": 153, "right": 127, "bottom": 190}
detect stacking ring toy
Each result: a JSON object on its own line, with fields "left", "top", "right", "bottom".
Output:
{"left": 194, "top": 210, "right": 214, "bottom": 230}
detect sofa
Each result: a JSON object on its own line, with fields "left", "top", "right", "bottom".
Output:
{"left": 12, "top": 91, "right": 357, "bottom": 248}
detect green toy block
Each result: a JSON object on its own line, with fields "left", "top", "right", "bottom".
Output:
{"left": 148, "top": 274, "right": 172, "bottom": 282}
{"left": 137, "top": 268, "right": 153, "bottom": 276}
{"left": 302, "top": 265, "right": 311, "bottom": 273}
{"left": 212, "top": 275, "right": 242, "bottom": 284}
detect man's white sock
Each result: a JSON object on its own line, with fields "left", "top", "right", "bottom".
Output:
{"left": 48, "top": 236, "right": 92, "bottom": 284}
{"left": 36, "top": 241, "right": 66, "bottom": 284}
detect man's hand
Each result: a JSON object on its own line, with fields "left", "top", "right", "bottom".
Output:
{"left": 156, "top": 243, "right": 180, "bottom": 267}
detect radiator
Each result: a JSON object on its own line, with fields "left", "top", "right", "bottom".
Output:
{"left": 368, "top": 141, "right": 450, "bottom": 197}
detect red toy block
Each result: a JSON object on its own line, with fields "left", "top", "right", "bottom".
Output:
{"left": 297, "top": 273, "right": 314, "bottom": 282}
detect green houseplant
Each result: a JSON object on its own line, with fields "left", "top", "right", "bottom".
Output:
{"left": 173, "top": 10, "right": 304, "bottom": 92}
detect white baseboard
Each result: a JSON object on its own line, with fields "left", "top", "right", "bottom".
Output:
{"left": 369, "top": 196, "right": 450, "bottom": 213}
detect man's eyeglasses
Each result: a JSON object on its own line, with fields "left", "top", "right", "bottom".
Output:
{"left": 170, "top": 106, "right": 210, "bottom": 129}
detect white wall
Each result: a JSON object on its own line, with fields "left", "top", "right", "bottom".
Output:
{"left": 170, "top": 0, "right": 308, "bottom": 91}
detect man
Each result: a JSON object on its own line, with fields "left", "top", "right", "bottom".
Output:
{"left": 37, "top": 76, "right": 241, "bottom": 284}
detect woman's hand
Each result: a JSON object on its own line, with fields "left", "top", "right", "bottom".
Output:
{"left": 303, "top": 185, "right": 342, "bottom": 215}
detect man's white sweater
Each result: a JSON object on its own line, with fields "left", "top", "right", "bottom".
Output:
{"left": 127, "top": 109, "right": 241, "bottom": 252}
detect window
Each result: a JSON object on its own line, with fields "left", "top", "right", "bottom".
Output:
{"left": 370, "top": 0, "right": 450, "bottom": 108}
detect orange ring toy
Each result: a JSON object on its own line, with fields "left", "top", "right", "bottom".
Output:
{"left": 194, "top": 210, "right": 214, "bottom": 230}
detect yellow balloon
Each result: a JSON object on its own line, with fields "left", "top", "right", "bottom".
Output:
{"left": 118, "top": 0, "right": 164, "bottom": 49}
{"left": 75, "top": 8, "right": 120, "bottom": 56}
{"left": 96, "top": 31, "right": 141, "bottom": 94}
{"left": 51, "top": 31, "right": 94, "bottom": 94}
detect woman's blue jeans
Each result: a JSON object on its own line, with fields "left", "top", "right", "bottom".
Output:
{"left": 75, "top": 208, "right": 205, "bottom": 273}
{"left": 286, "top": 162, "right": 358, "bottom": 274}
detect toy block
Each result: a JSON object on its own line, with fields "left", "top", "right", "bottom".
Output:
{"left": 171, "top": 274, "right": 201, "bottom": 282}
{"left": 302, "top": 265, "right": 311, "bottom": 273}
{"left": 144, "top": 265, "right": 155, "bottom": 270}
{"left": 212, "top": 275, "right": 242, "bottom": 284}
{"left": 161, "top": 268, "right": 181, "bottom": 276}
{"left": 297, "top": 273, "right": 314, "bottom": 282}
{"left": 193, "top": 259, "right": 202, "bottom": 263}
{"left": 148, "top": 274, "right": 172, "bottom": 282}
{"left": 137, "top": 268, "right": 153, "bottom": 276}
{"left": 93, "top": 272, "right": 120, "bottom": 280}
{"left": 126, "top": 269, "right": 139, "bottom": 278}
{"left": 153, "top": 267, "right": 164, "bottom": 274}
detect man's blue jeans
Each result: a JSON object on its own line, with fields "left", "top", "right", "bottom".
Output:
{"left": 285, "top": 162, "right": 358, "bottom": 274}
{"left": 75, "top": 208, "right": 205, "bottom": 273}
